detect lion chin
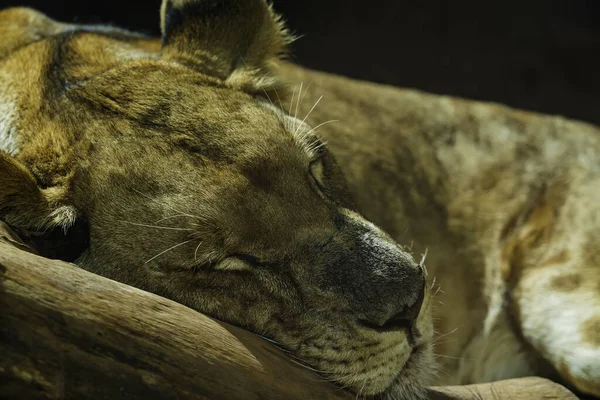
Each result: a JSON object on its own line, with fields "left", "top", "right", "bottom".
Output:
{"left": 384, "top": 345, "right": 435, "bottom": 400}
{"left": 380, "top": 296, "right": 435, "bottom": 399}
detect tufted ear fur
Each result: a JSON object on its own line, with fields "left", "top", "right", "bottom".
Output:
{"left": 0, "top": 151, "right": 77, "bottom": 234}
{"left": 160, "top": 0, "right": 292, "bottom": 96}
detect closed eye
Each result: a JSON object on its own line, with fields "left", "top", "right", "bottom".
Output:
{"left": 213, "top": 253, "right": 265, "bottom": 271}
{"left": 213, "top": 257, "right": 252, "bottom": 271}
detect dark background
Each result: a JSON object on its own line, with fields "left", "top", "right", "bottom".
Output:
{"left": 1, "top": 0, "right": 599, "bottom": 125}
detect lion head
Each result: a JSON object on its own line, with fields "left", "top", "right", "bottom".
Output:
{"left": 0, "top": 1, "right": 434, "bottom": 397}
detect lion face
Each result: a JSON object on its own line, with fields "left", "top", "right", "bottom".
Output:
{"left": 66, "top": 65, "right": 433, "bottom": 396}
{"left": 0, "top": 1, "right": 434, "bottom": 397}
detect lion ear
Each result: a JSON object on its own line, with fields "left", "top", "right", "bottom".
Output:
{"left": 160, "top": 0, "right": 292, "bottom": 95}
{"left": 0, "top": 151, "right": 77, "bottom": 234}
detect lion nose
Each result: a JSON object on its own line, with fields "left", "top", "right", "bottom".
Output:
{"left": 381, "top": 275, "right": 425, "bottom": 331}
{"left": 360, "top": 270, "right": 426, "bottom": 333}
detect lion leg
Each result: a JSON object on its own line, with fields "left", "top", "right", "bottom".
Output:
{"left": 511, "top": 262, "right": 600, "bottom": 397}
{"left": 497, "top": 179, "right": 600, "bottom": 397}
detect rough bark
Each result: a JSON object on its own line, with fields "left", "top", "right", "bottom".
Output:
{"left": 0, "top": 222, "right": 577, "bottom": 400}
{"left": 427, "top": 378, "right": 577, "bottom": 400}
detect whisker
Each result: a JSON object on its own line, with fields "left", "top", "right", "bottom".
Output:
{"left": 154, "top": 214, "right": 193, "bottom": 223}
{"left": 303, "top": 119, "right": 339, "bottom": 138}
{"left": 288, "top": 357, "right": 324, "bottom": 374}
{"left": 433, "top": 327, "right": 459, "bottom": 344}
{"left": 419, "top": 248, "right": 429, "bottom": 277}
{"left": 259, "top": 343, "right": 337, "bottom": 382}
{"left": 289, "top": 86, "right": 297, "bottom": 115}
{"left": 273, "top": 87, "right": 284, "bottom": 109}
{"left": 258, "top": 335, "right": 284, "bottom": 347}
{"left": 257, "top": 335, "right": 358, "bottom": 386}
{"left": 297, "top": 81, "right": 313, "bottom": 117}
{"left": 420, "top": 248, "right": 428, "bottom": 265}
{"left": 294, "top": 81, "right": 312, "bottom": 130}
{"left": 194, "top": 241, "right": 203, "bottom": 262}
{"left": 433, "top": 353, "right": 470, "bottom": 361}
{"left": 307, "top": 140, "right": 328, "bottom": 154}
{"left": 261, "top": 88, "right": 275, "bottom": 107}
{"left": 295, "top": 95, "right": 323, "bottom": 136}
{"left": 145, "top": 239, "right": 192, "bottom": 264}
{"left": 295, "top": 82, "right": 303, "bottom": 120}
{"left": 432, "top": 367, "right": 451, "bottom": 378}
{"left": 119, "top": 220, "right": 193, "bottom": 231}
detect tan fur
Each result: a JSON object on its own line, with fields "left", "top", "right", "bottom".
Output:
{"left": 279, "top": 64, "right": 600, "bottom": 396}
{"left": 0, "top": 2, "right": 599, "bottom": 398}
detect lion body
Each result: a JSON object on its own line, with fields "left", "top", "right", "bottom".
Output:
{"left": 280, "top": 66, "right": 600, "bottom": 392}
{"left": 0, "top": 4, "right": 599, "bottom": 398}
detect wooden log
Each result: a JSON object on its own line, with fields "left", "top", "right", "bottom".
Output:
{"left": 0, "top": 222, "right": 577, "bottom": 399}
{"left": 0, "top": 235, "right": 350, "bottom": 399}
{"left": 428, "top": 377, "right": 577, "bottom": 400}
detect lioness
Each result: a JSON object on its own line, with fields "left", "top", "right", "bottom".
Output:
{"left": 0, "top": 1, "right": 598, "bottom": 399}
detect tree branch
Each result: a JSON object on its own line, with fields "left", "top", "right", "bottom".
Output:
{"left": 0, "top": 222, "right": 577, "bottom": 399}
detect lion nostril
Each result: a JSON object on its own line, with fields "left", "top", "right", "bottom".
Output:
{"left": 383, "top": 291, "right": 425, "bottom": 329}
{"left": 359, "top": 276, "right": 426, "bottom": 334}
{"left": 384, "top": 281, "right": 425, "bottom": 331}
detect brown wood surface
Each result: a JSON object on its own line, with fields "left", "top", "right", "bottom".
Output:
{"left": 0, "top": 222, "right": 578, "bottom": 400}
{"left": 428, "top": 377, "right": 578, "bottom": 400}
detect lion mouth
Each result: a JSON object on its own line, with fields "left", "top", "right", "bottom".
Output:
{"left": 312, "top": 333, "right": 431, "bottom": 399}
{"left": 358, "top": 317, "right": 413, "bottom": 333}
{"left": 358, "top": 319, "right": 421, "bottom": 347}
